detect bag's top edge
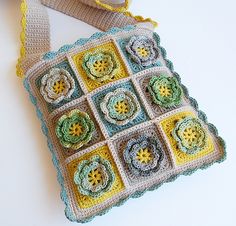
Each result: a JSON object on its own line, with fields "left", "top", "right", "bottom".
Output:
{"left": 23, "top": 25, "right": 155, "bottom": 78}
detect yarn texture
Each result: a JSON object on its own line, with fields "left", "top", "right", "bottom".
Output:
{"left": 18, "top": 0, "right": 226, "bottom": 223}
{"left": 23, "top": 26, "right": 226, "bottom": 222}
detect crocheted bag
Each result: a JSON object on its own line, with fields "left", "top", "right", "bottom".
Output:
{"left": 17, "top": 0, "right": 226, "bottom": 223}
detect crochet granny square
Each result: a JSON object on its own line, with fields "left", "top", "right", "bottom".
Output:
{"left": 24, "top": 25, "right": 226, "bottom": 223}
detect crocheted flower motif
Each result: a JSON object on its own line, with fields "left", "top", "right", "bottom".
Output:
{"left": 100, "top": 88, "right": 141, "bottom": 126}
{"left": 172, "top": 117, "right": 208, "bottom": 155}
{"left": 74, "top": 155, "right": 115, "bottom": 198}
{"left": 82, "top": 50, "right": 118, "bottom": 82}
{"left": 40, "top": 68, "right": 75, "bottom": 104}
{"left": 55, "top": 109, "right": 95, "bottom": 150}
{"left": 123, "top": 136, "right": 164, "bottom": 176}
{"left": 148, "top": 75, "right": 183, "bottom": 108}
{"left": 125, "top": 35, "right": 159, "bottom": 66}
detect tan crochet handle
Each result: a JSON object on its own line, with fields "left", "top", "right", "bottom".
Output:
{"left": 17, "top": 0, "right": 156, "bottom": 77}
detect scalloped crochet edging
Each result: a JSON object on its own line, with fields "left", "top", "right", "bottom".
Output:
{"left": 16, "top": 0, "right": 27, "bottom": 78}
{"left": 42, "top": 25, "right": 136, "bottom": 61}
{"left": 23, "top": 26, "right": 226, "bottom": 223}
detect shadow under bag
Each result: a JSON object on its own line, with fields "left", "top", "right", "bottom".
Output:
{"left": 17, "top": 0, "right": 226, "bottom": 223}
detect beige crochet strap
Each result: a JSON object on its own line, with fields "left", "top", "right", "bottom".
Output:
{"left": 41, "top": 0, "right": 152, "bottom": 31}
{"left": 17, "top": 0, "right": 157, "bottom": 77}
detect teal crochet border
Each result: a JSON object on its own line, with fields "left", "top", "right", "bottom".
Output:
{"left": 24, "top": 25, "right": 226, "bottom": 223}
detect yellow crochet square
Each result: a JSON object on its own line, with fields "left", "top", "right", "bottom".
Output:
{"left": 72, "top": 42, "right": 129, "bottom": 92}
{"left": 67, "top": 145, "right": 125, "bottom": 209}
{"left": 160, "top": 111, "right": 214, "bottom": 166}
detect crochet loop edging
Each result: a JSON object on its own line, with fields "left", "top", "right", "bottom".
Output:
{"left": 23, "top": 26, "right": 226, "bottom": 223}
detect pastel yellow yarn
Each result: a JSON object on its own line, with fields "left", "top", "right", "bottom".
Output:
{"left": 72, "top": 43, "right": 129, "bottom": 92}
{"left": 114, "top": 100, "right": 129, "bottom": 114}
{"left": 93, "top": 59, "right": 110, "bottom": 74}
{"left": 95, "top": 0, "right": 158, "bottom": 28}
{"left": 67, "top": 145, "right": 125, "bottom": 209}
{"left": 52, "top": 80, "right": 66, "bottom": 94}
{"left": 137, "top": 46, "right": 150, "bottom": 57}
{"left": 95, "top": 0, "right": 130, "bottom": 12}
{"left": 16, "top": 0, "right": 157, "bottom": 78}
{"left": 136, "top": 148, "right": 153, "bottom": 164}
{"left": 16, "top": 0, "right": 27, "bottom": 78}
{"left": 160, "top": 111, "right": 214, "bottom": 166}
{"left": 88, "top": 169, "right": 103, "bottom": 186}
{"left": 69, "top": 123, "right": 84, "bottom": 137}
{"left": 123, "top": 11, "right": 158, "bottom": 28}
{"left": 158, "top": 85, "right": 172, "bottom": 97}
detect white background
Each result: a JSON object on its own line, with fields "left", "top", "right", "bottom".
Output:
{"left": 0, "top": 0, "right": 236, "bottom": 226}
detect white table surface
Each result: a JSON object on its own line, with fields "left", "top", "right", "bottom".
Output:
{"left": 0, "top": 0, "right": 235, "bottom": 226}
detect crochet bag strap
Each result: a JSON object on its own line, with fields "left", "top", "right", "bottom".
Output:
{"left": 17, "top": 0, "right": 157, "bottom": 78}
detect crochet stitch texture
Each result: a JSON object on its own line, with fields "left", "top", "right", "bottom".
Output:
{"left": 100, "top": 88, "right": 141, "bottom": 126}
{"left": 24, "top": 25, "right": 226, "bottom": 223}
{"left": 55, "top": 109, "right": 95, "bottom": 150}
{"left": 123, "top": 136, "right": 164, "bottom": 176}
{"left": 172, "top": 117, "right": 208, "bottom": 155}
{"left": 126, "top": 35, "right": 159, "bottom": 66}
{"left": 74, "top": 155, "right": 115, "bottom": 197}
{"left": 82, "top": 50, "right": 119, "bottom": 82}
{"left": 148, "top": 74, "right": 183, "bottom": 108}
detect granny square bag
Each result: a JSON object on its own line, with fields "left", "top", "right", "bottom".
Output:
{"left": 17, "top": 0, "right": 226, "bottom": 223}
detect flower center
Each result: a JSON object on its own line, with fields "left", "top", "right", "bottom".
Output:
{"left": 136, "top": 148, "right": 153, "bottom": 164}
{"left": 52, "top": 80, "right": 66, "bottom": 94}
{"left": 182, "top": 127, "right": 200, "bottom": 144}
{"left": 137, "top": 47, "right": 150, "bottom": 57}
{"left": 114, "top": 100, "right": 129, "bottom": 114}
{"left": 69, "top": 123, "right": 83, "bottom": 137}
{"left": 158, "top": 85, "right": 172, "bottom": 97}
{"left": 88, "top": 169, "right": 103, "bottom": 186}
{"left": 93, "top": 60, "right": 110, "bottom": 73}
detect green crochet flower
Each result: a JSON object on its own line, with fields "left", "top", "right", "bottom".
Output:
{"left": 55, "top": 109, "right": 95, "bottom": 150}
{"left": 147, "top": 75, "right": 183, "bottom": 108}
{"left": 100, "top": 88, "right": 141, "bottom": 126}
{"left": 172, "top": 117, "right": 208, "bottom": 155}
{"left": 82, "top": 50, "right": 118, "bottom": 82}
{"left": 74, "top": 155, "right": 115, "bottom": 198}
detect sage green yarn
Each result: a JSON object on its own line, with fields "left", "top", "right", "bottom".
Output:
{"left": 148, "top": 74, "right": 183, "bottom": 108}
{"left": 74, "top": 155, "right": 115, "bottom": 198}
{"left": 56, "top": 109, "right": 95, "bottom": 150}
{"left": 82, "top": 50, "right": 118, "bottom": 82}
{"left": 172, "top": 116, "right": 208, "bottom": 155}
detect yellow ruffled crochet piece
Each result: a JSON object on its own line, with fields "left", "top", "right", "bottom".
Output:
{"left": 16, "top": 0, "right": 27, "bottom": 78}
{"left": 95, "top": 0, "right": 158, "bottom": 28}
{"left": 95, "top": 0, "right": 130, "bottom": 12}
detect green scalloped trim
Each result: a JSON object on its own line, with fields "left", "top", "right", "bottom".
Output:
{"left": 24, "top": 26, "right": 226, "bottom": 223}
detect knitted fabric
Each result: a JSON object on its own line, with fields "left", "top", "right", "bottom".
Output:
{"left": 18, "top": 0, "right": 226, "bottom": 223}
